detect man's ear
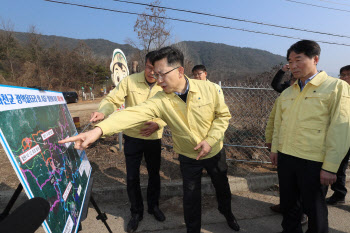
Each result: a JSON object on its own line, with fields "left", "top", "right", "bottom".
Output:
{"left": 313, "top": 55, "right": 319, "bottom": 65}
{"left": 178, "top": 66, "right": 185, "bottom": 76}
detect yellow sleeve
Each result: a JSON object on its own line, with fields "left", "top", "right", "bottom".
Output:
{"left": 98, "top": 76, "right": 128, "bottom": 117}
{"left": 214, "top": 83, "right": 225, "bottom": 100}
{"left": 265, "top": 98, "right": 278, "bottom": 144}
{"left": 96, "top": 95, "right": 162, "bottom": 136}
{"left": 271, "top": 97, "right": 282, "bottom": 153}
{"left": 204, "top": 85, "right": 231, "bottom": 147}
{"left": 151, "top": 118, "right": 167, "bottom": 129}
{"left": 322, "top": 82, "right": 350, "bottom": 172}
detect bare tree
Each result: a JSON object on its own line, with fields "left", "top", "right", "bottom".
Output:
{"left": 27, "top": 25, "right": 44, "bottom": 86}
{"left": 41, "top": 41, "right": 60, "bottom": 89}
{"left": 173, "top": 42, "right": 194, "bottom": 77}
{"left": 0, "top": 19, "right": 18, "bottom": 82}
{"left": 74, "top": 41, "right": 94, "bottom": 64}
{"left": 125, "top": 0, "right": 171, "bottom": 68}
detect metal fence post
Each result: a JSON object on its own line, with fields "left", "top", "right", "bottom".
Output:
{"left": 118, "top": 132, "right": 123, "bottom": 151}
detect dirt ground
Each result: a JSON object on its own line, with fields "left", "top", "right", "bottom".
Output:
{"left": 0, "top": 98, "right": 276, "bottom": 191}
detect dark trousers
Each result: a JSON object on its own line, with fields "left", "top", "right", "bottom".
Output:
{"left": 124, "top": 135, "right": 161, "bottom": 216}
{"left": 278, "top": 152, "right": 328, "bottom": 233}
{"left": 0, "top": 197, "right": 50, "bottom": 233}
{"left": 330, "top": 148, "right": 350, "bottom": 198}
{"left": 179, "top": 150, "right": 232, "bottom": 233}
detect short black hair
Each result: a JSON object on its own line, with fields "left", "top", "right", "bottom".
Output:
{"left": 192, "top": 65, "right": 207, "bottom": 73}
{"left": 145, "top": 50, "right": 157, "bottom": 64}
{"left": 340, "top": 65, "right": 350, "bottom": 74}
{"left": 152, "top": 46, "right": 184, "bottom": 67}
{"left": 287, "top": 40, "right": 321, "bottom": 60}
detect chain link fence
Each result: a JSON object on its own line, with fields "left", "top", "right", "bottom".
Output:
{"left": 161, "top": 82, "right": 280, "bottom": 163}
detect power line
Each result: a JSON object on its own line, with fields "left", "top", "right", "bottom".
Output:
{"left": 316, "top": 0, "right": 350, "bottom": 7}
{"left": 286, "top": 0, "right": 350, "bottom": 13}
{"left": 43, "top": 0, "right": 350, "bottom": 47}
{"left": 112, "top": 0, "right": 350, "bottom": 39}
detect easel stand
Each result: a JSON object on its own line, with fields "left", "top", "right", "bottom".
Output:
{"left": 89, "top": 196, "right": 112, "bottom": 232}
{"left": 0, "top": 183, "right": 23, "bottom": 222}
{"left": 0, "top": 179, "right": 112, "bottom": 233}
{"left": 80, "top": 177, "right": 113, "bottom": 233}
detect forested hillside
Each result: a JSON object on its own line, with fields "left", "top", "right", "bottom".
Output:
{"left": 0, "top": 30, "right": 285, "bottom": 91}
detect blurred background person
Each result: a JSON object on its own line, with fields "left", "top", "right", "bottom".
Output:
{"left": 326, "top": 65, "right": 350, "bottom": 205}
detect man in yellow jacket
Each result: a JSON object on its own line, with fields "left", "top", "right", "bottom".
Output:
{"left": 326, "top": 65, "right": 350, "bottom": 205}
{"left": 90, "top": 51, "right": 167, "bottom": 233}
{"left": 192, "top": 64, "right": 224, "bottom": 98}
{"left": 192, "top": 64, "right": 208, "bottom": 81}
{"left": 60, "top": 46, "right": 240, "bottom": 232}
{"left": 270, "top": 40, "right": 350, "bottom": 233}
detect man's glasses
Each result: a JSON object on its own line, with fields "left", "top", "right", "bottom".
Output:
{"left": 153, "top": 66, "right": 180, "bottom": 80}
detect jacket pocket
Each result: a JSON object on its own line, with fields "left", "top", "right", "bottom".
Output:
{"left": 190, "top": 101, "right": 214, "bottom": 121}
{"left": 280, "top": 96, "right": 295, "bottom": 112}
{"left": 295, "top": 122, "right": 326, "bottom": 153}
{"left": 129, "top": 90, "right": 148, "bottom": 103}
{"left": 301, "top": 93, "right": 330, "bottom": 115}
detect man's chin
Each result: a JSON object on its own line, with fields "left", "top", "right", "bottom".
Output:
{"left": 292, "top": 72, "right": 302, "bottom": 79}
{"left": 146, "top": 77, "right": 157, "bottom": 83}
{"left": 163, "top": 87, "right": 171, "bottom": 93}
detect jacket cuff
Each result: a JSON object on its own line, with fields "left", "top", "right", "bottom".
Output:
{"left": 321, "top": 168, "right": 336, "bottom": 175}
{"left": 205, "top": 137, "right": 217, "bottom": 148}
{"left": 321, "top": 162, "right": 339, "bottom": 174}
{"left": 98, "top": 107, "right": 113, "bottom": 117}
{"left": 152, "top": 118, "right": 166, "bottom": 129}
{"left": 270, "top": 145, "right": 278, "bottom": 153}
{"left": 96, "top": 120, "right": 121, "bottom": 136}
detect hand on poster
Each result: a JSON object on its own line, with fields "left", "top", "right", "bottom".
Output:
{"left": 58, "top": 127, "right": 103, "bottom": 150}
{"left": 90, "top": 112, "right": 105, "bottom": 122}
{"left": 140, "top": 121, "right": 159, "bottom": 137}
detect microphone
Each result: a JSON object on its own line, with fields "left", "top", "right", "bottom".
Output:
{"left": 0, "top": 197, "right": 50, "bottom": 233}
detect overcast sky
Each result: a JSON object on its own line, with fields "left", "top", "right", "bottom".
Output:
{"left": 2, "top": 0, "right": 349, "bottom": 76}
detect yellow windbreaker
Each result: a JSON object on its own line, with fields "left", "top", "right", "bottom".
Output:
{"left": 96, "top": 78, "right": 231, "bottom": 160}
{"left": 265, "top": 97, "right": 279, "bottom": 144}
{"left": 98, "top": 71, "right": 165, "bottom": 140}
{"left": 271, "top": 71, "right": 350, "bottom": 172}
{"left": 209, "top": 80, "right": 225, "bottom": 100}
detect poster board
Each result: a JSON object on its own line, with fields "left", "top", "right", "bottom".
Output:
{"left": 0, "top": 85, "right": 91, "bottom": 233}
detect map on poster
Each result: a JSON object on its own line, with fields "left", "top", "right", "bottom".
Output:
{"left": 0, "top": 85, "right": 91, "bottom": 233}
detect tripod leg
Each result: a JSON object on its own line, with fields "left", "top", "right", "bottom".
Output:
{"left": 78, "top": 222, "right": 82, "bottom": 232}
{"left": 90, "top": 196, "right": 113, "bottom": 233}
{"left": 0, "top": 183, "right": 23, "bottom": 221}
